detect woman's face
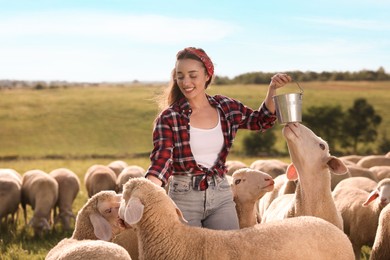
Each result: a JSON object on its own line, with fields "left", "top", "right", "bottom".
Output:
{"left": 175, "top": 58, "right": 210, "bottom": 101}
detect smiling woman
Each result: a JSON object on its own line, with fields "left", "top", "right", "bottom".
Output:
{"left": 144, "top": 46, "right": 292, "bottom": 231}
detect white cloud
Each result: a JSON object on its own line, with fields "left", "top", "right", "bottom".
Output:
{"left": 295, "top": 16, "right": 390, "bottom": 31}
{"left": 0, "top": 11, "right": 239, "bottom": 44}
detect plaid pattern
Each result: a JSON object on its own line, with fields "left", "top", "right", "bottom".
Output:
{"left": 145, "top": 94, "right": 277, "bottom": 190}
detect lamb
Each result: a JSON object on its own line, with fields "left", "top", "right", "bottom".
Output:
{"left": 332, "top": 178, "right": 390, "bottom": 259}
{"left": 111, "top": 226, "right": 139, "bottom": 260}
{"left": 249, "top": 159, "right": 288, "bottom": 178}
{"left": 333, "top": 176, "right": 377, "bottom": 193}
{"left": 84, "top": 164, "right": 117, "bottom": 197}
{"left": 49, "top": 168, "right": 81, "bottom": 231}
{"left": 370, "top": 203, "right": 390, "bottom": 260}
{"left": 261, "top": 123, "right": 348, "bottom": 230}
{"left": 46, "top": 190, "right": 132, "bottom": 260}
{"left": 369, "top": 165, "right": 390, "bottom": 181}
{"left": 21, "top": 169, "right": 58, "bottom": 236}
{"left": 107, "top": 160, "right": 129, "bottom": 177}
{"left": 119, "top": 177, "right": 355, "bottom": 260}
{"left": 0, "top": 168, "right": 22, "bottom": 225}
{"left": 340, "top": 155, "right": 364, "bottom": 164}
{"left": 331, "top": 170, "right": 352, "bottom": 190}
{"left": 257, "top": 173, "right": 297, "bottom": 222}
{"left": 225, "top": 160, "right": 247, "bottom": 175}
{"left": 45, "top": 238, "right": 131, "bottom": 260}
{"left": 357, "top": 155, "right": 390, "bottom": 168}
{"left": 230, "top": 168, "right": 274, "bottom": 228}
{"left": 116, "top": 165, "right": 145, "bottom": 193}
{"left": 347, "top": 165, "right": 378, "bottom": 182}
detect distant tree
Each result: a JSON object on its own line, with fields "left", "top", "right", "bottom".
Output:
{"left": 303, "top": 105, "right": 345, "bottom": 152}
{"left": 214, "top": 76, "right": 231, "bottom": 85}
{"left": 378, "top": 131, "right": 390, "bottom": 154}
{"left": 34, "top": 83, "right": 45, "bottom": 90}
{"left": 340, "top": 98, "right": 382, "bottom": 154}
{"left": 242, "top": 129, "right": 278, "bottom": 156}
{"left": 377, "top": 67, "right": 389, "bottom": 80}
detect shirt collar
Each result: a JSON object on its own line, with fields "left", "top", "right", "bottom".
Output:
{"left": 172, "top": 94, "right": 220, "bottom": 114}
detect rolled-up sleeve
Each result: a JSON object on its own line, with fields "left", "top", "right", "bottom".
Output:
{"left": 223, "top": 96, "right": 277, "bottom": 131}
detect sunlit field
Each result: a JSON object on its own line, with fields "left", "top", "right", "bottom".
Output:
{"left": 0, "top": 81, "right": 388, "bottom": 259}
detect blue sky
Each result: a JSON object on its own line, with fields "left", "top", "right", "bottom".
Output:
{"left": 0, "top": 0, "right": 389, "bottom": 82}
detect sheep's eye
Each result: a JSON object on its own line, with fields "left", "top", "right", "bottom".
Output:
{"left": 319, "top": 143, "right": 326, "bottom": 150}
{"left": 105, "top": 208, "right": 112, "bottom": 214}
{"left": 234, "top": 179, "right": 242, "bottom": 185}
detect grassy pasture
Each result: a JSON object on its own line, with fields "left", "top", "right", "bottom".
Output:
{"left": 0, "top": 81, "right": 389, "bottom": 158}
{"left": 0, "top": 81, "right": 388, "bottom": 259}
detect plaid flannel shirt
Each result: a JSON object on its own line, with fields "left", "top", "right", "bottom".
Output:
{"left": 145, "top": 94, "right": 277, "bottom": 190}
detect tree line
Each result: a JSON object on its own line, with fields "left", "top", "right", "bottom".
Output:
{"left": 243, "top": 98, "right": 389, "bottom": 156}
{"left": 0, "top": 67, "right": 389, "bottom": 89}
{"left": 214, "top": 67, "right": 390, "bottom": 85}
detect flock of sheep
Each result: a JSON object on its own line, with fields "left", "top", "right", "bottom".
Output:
{"left": 1, "top": 122, "right": 390, "bottom": 259}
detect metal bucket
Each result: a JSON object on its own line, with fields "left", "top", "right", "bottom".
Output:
{"left": 273, "top": 81, "right": 304, "bottom": 124}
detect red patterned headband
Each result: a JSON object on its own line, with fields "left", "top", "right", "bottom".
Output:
{"left": 177, "top": 47, "right": 214, "bottom": 77}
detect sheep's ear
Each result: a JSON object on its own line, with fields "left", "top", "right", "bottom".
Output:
{"left": 327, "top": 156, "right": 348, "bottom": 175}
{"left": 362, "top": 190, "right": 379, "bottom": 206}
{"left": 124, "top": 197, "right": 144, "bottom": 225}
{"left": 175, "top": 208, "right": 188, "bottom": 223}
{"left": 168, "top": 196, "right": 188, "bottom": 223}
{"left": 286, "top": 164, "right": 298, "bottom": 181}
{"left": 89, "top": 213, "right": 112, "bottom": 241}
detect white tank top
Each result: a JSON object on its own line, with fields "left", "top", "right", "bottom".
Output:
{"left": 190, "top": 114, "right": 224, "bottom": 168}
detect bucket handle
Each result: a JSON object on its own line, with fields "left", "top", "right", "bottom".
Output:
{"left": 294, "top": 80, "right": 304, "bottom": 94}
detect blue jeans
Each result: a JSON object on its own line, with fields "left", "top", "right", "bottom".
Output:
{"left": 168, "top": 174, "right": 239, "bottom": 230}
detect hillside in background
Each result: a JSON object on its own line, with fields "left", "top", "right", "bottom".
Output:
{"left": 0, "top": 81, "right": 388, "bottom": 160}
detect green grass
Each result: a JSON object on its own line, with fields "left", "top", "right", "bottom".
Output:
{"left": 1, "top": 81, "right": 388, "bottom": 259}
{"left": 1, "top": 81, "right": 389, "bottom": 158}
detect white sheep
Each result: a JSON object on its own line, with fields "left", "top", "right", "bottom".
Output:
{"left": 332, "top": 178, "right": 390, "bottom": 259}
{"left": 84, "top": 164, "right": 117, "bottom": 197}
{"left": 339, "top": 155, "right": 364, "bottom": 164}
{"left": 333, "top": 176, "right": 377, "bottom": 193}
{"left": 0, "top": 168, "right": 22, "bottom": 225}
{"left": 257, "top": 173, "right": 296, "bottom": 222}
{"left": 46, "top": 190, "right": 133, "bottom": 260}
{"left": 119, "top": 177, "right": 354, "bottom": 260}
{"left": 357, "top": 155, "right": 390, "bottom": 168}
{"left": 370, "top": 203, "right": 390, "bottom": 260}
{"left": 331, "top": 169, "right": 352, "bottom": 190}
{"left": 49, "top": 168, "right": 81, "bottom": 231}
{"left": 261, "top": 123, "right": 348, "bottom": 230}
{"left": 369, "top": 165, "right": 390, "bottom": 181}
{"left": 116, "top": 165, "right": 145, "bottom": 193}
{"left": 45, "top": 238, "right": 131, "bottom": 260}
{"left": 107, "top": 160, "right": 129, "bottom": 177}
{"left": 111, "top": 226, "right": 139, "bottom": 260}
{"left": 347, "top": 165, "right": 378, "bottom": 182}
{"left": 225, "top": 160, "right": 247, "bottom": 175}
{"left": 230, "top": 168, "right": 274, "bottom": 228}
{"left": 249, "top": 159, "right": 288, "bottom": 178}
{"left": 21, "top": 169, "right": 58, "bottom": 236}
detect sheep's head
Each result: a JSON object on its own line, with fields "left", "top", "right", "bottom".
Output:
{"left": 119, "top": 177, "right": 186, "bottom": 226}
{"left": 283, "top": 123, "right": 348, "bottom": 177}
{"left": 363, "top": 178, "right": 390, "bottom": 208}
{"left": 29, "top": 216, "right": 51, "bottom": 237}
{"left": 231, "top": 168, "right": 274, "bottom": 202}
{"left": 73, "top": 190, "right": 125, "bottom": 241}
